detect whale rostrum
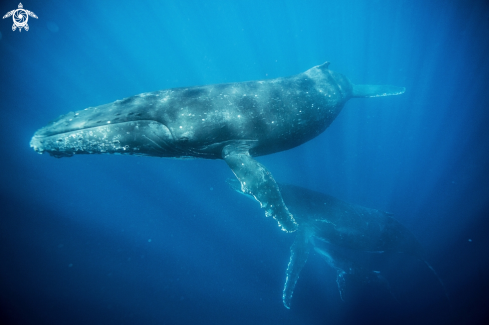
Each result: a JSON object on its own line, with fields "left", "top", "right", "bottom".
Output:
{"left": 30, "top": 62, "right": 405, "bottom": 232}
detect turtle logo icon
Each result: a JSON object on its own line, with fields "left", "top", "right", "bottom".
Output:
{"left": 3, "top": 3, "right": 38, "bottom": 32}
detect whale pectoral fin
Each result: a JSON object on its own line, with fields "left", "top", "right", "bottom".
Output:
{"left": 352, "top": 84, "right": 406, "bottom": 97}
{"left": 222, "top": 143, "right": 297, "bottom": 233}
{"left": 313, "top": 246, "right": 347, "bottom": 301}
{"left": 336, "top": 270, "right": 347, "bottom": 302}
{"left": 283, "top": 228, "right": 310, "bottom": 309}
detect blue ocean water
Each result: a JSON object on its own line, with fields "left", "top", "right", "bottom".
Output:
{"left": 1, "top": 0, "right": 488, "bottom": 324}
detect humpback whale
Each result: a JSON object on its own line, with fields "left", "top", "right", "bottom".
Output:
{"left": 30, "top": 62, "right": 405, "bottom": 232}
{"left": 227, "top": 180, "right": 447, "bottom": 308}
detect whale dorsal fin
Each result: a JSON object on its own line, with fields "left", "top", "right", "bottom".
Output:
{"left": 316, "top": 62, "right": 331, "bottom": 71}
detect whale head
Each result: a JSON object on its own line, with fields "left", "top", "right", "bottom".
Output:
{"left": 30, "top": 95, "right": 181, "bottom": 158}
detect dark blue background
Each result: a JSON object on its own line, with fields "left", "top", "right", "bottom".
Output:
{"left": 1, "top": 0, "right": 488, "bottom": 324}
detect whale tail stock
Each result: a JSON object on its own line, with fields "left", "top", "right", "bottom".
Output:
{"left": 352, "top": 84, "right": 406, "bottom": 98}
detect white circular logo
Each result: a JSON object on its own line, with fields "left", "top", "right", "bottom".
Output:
{"left": 3, "top": 3, "right": 38, "bottom": 32}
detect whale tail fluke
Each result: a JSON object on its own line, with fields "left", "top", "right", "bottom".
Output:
{"left": 353, "top": 84, "right": 406, "bottom": 98}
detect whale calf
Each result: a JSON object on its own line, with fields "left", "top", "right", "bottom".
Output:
{"left": 30, "top": 62, "right": 405, "bottom": 232}
{"left": 227, "top": 180, "right": 446, "bottom": 308}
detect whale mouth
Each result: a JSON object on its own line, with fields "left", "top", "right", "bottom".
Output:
{"left": 30, "top": 120, "right": 177, "bottom": 158}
